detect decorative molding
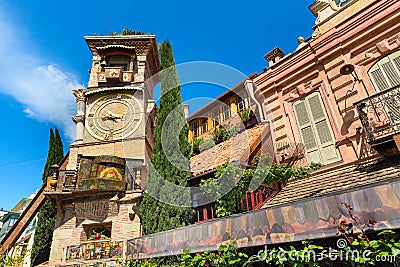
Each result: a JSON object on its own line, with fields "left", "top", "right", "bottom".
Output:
{"left": 75, "top": 199, "right": 119, "bottom": 220}
{"left": 72, "top": 115, "right": 85, "bottom": 124}
{"left": 72, "top": 88, "right": 87, "bottom": 102}
{"left": 356, "top": 33, "right": 400, "bottom": 66}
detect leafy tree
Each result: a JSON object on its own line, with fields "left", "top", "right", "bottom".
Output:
{"left": 31, "top": 128, "right": 63, "bottom": 266}
{"left": 140, "top": 41, "right": 193, "bottom": 234}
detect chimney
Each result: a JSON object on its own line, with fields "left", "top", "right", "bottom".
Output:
{"left": 183, "top": 104, "right": 189, "bottom": 119}
{"left": 264, "top": 47, "right": 285, "bottom": 68}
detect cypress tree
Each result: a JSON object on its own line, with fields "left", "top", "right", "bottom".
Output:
{"left": 140, "top": 41, "right": 193, "bottom": 234}
{"left": 31, "top": 128, "right": 63, "bottom": 266}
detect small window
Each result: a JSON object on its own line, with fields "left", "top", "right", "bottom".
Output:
{"left": 192, "top": 119, "right": 208, "bottom": 137}
{"left": 222, "top": 103, "right": 231, "bottom": 121}
{"left": 237, "top": 96, "right": 245, "bottom": 112}
{"left": 200, "top": 118, "right": 208, "bottom": 133}
{"left": 369, "top": 50, "right": 400, "bottom": 92}
{"left": 86, "top": 223, "right": 112, "bottom": 241}
{"left": 127, "top": 169, "right": 137, "bottom": 190}
{"left": 106, "top": 55, "right": 131, "bottom": 71}
{"left": 236, "top": 92, "right": 250, "bottom": 112}
{"left": 212, "top": 110, "right": 220, "bottom": 128}
{"left": 193, "top": 121, "right": 200, "bottom": 137}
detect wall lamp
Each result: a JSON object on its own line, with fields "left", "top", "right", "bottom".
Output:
{"left": 340, "top": 64, "right": 355, "bottom": 76}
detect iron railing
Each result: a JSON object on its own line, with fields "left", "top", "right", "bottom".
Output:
{"left": 355, "top": 85, "right": 400, "bottom": 142}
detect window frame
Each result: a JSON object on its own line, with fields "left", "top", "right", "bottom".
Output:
{"left": 292, "top": 92, "right": 341, "bottom": 165}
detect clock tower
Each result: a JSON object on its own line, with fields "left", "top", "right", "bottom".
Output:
{"left": 45, "top": 34, "right": 159, "bottom": 266}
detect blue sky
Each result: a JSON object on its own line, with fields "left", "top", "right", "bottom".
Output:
{"left": 0, "top": 0, "right": 315, "bottom": 210}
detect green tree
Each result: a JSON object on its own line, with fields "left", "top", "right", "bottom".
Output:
{"left": 31, "top": 128, "right": 63, "bottom": 266}
{"left": 140, "top": 41, "right": 193, "bottom": 234}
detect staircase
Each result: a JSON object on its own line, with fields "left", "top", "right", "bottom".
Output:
{"left": 0, "top": 183, "right": 47, "bottom": 250}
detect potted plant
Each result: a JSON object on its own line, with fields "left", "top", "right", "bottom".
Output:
{"left": 213, "top": 127, "right": 228, "bottom": 144}
{"left": 89, "top": 229, "right": 107, "bottom": 240}
{"left": 238, "top": 109, "right": 257, "bottom": 130}
{"left": 191, "top": 138, "right": 202, "bottom": 155}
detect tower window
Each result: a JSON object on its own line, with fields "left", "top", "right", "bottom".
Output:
{"left": 106, "top": 55, "right": 131, "bottom": 71}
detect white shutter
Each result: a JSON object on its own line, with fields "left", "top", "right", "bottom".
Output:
{"left": 293, "top": 92, "right": 341, "bottom": 165}
{"left": 369, "top": 64, "right": 390, "bottom": 91}
{"left": 381, "top": 61, "right": 400, "bottom": 87}
{"left": 293, "top": 99, "right": 322, "bottom": 164}
{"left": 369, "top": 50, "right": 400, "bottom": 92}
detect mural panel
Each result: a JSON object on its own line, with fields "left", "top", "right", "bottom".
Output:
{"left": 127, "top": 180, "right": 400, "bottom": 259}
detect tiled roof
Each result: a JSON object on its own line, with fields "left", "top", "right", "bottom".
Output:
{"left": 263, "top": 156, "right": 400, "bottom": 208}
{"left": 190, "top": 124, "right": 270, "bottom": 177}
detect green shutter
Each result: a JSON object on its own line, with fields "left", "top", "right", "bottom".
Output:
{"left": 293, "top": 92, "right": 341, "bottom": 165}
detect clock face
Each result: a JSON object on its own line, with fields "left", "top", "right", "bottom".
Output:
{"left": 329, "top": 0, "right": 352, "bottom": 10}
{"left": 86, "top": 94, "right": 142, "bottom": 140}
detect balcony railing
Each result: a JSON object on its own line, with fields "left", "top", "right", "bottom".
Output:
{"left": 77, "top": 178, "right": 126, "bottom": 191}
{"left": 241, "top": 184, "right": 280, "bottom": 212}
{"left": 97, "top": 67, "right": 134, "bottom": 83}
{"left": 355, "top": 85, "right": 400, "bottom": 143}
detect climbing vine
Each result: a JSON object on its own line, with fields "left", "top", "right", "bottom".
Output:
{"left": 199, "top": 157, "right": 318, "bottom": 218}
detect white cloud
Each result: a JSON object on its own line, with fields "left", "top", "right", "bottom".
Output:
{"left": 0, "top": 8, "right": 81, "bottom": 141}
{"left": 23, "top": 108, "right": 34, "bottom": 117}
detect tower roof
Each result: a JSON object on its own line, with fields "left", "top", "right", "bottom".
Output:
{"left": 84, "top": 35, "right": 160, "bottom": 78}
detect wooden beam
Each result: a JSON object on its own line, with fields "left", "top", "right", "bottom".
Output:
{"left": 55, "top": 196, "right": 65, "bottom": 221}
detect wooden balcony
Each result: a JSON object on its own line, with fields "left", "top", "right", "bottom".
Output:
{"left": 97, "top": 68, "right": 134, "bottom": 84}
{"left": 77, "top": 178, "right": 126, "bottom": 191}
{"left": 355, "top": 85, "right": 400, "bottom": 153}
{"left": 105, "top": 67, "right": 122, "bottom": 80}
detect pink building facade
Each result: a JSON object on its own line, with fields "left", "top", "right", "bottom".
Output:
{"left": 254, "top": 0, "right": 400, "bottom": 168}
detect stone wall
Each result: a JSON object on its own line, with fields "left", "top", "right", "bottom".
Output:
{"left": 48, "top": 192, "right": 141, "bottom": 266}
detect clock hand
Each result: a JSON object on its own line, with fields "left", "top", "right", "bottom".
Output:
{"left": 101, "top": 111, "right": 125, "bottom": 121}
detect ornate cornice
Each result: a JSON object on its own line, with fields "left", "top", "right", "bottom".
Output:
{"left": 85, "top": 84, "right": 144, "bottom": 95}
{"left": 264, "top": 47, "right": 285, "bottom": 62}
{"left": 72, "top": 88, "right": 87, "bottom": 102}
{"left": 72, "top": 115, "right": 85, "bottom": 123}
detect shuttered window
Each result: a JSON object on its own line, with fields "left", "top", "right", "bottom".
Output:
{"left": 369, "top": 50, "right": 400, "bottom": 92}
{"left": 293, "top": 92, "right": 341, "bottom": 165}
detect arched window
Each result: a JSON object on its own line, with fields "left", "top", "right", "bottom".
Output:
{"left": 106, "top": 55, "right": 131, "bottom": 71}
{"left": 368, "top": 50, "right": 400, "bottom": 92}
{"left": 293, "top": 92, "right": 341, "bottom": 165}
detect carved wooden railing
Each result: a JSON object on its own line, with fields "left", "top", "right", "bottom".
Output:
{"left": 77, "top": 178, "right": 126, "bottom": 191}
{"left": 194, "top": 203, "right": 215, "bottom": 224}
{"left": 241, "top": 184, "right": 280, "bottom": 212}
{"left": 355, "top": 85, "right": 400, "bottom": 142}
